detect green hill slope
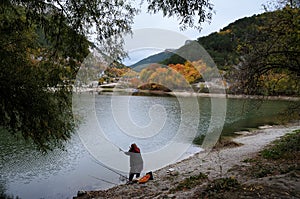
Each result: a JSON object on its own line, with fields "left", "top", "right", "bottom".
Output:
{"left": 162, "top": 13, "right": 267, "bottom": 70}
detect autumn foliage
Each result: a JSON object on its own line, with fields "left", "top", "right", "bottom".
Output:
{"left": 139, "top": 60, "right": 211, "bottom": 90}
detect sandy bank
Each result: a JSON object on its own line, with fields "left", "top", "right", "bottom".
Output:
{"left": 74, "top": 122, "right": 300, "bottom": 199}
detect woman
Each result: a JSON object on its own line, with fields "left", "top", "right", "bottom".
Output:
{"left": 123, "top": 143, "right": 144, "bottom": 181}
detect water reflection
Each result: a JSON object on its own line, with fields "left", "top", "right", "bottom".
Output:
{"left": 96, "top": 95, "right": 182, "bottom": 152}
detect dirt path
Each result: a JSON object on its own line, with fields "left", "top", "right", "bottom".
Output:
{"left": 74, "top": 122, "right": 300, "bottom": 199}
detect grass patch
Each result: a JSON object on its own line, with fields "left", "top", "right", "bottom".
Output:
{"left": 169, "top": 173, "right": 208, "bottom": 193}
{"left": 244, "top": 129, "right": 300, "bottom": 178}
{"left": 201, "top": 177, "right": 240, "bottom": 198}
{"left": 261, "top": 129, "right": 300, "bottom": 160}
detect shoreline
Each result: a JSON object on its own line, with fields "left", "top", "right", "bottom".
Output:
{"left": 74, "top": 88, "right": 300, "bottom": 101}
{"left": 74, "top": 121, "right": 300, "bottom": 199}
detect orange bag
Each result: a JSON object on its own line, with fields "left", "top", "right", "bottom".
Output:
{"left": 138, "top": 171, "right": 153, "bottom": 184}
{"left": 138, "top": 174, "right": 151, "bottom": 184}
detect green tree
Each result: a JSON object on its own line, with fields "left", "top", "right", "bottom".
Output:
{"left": 0, "top": 4, "right": 90, "bottom": 150}
{"left": 0, "top": 0, "right": 214, "bottom": 150}
{"left": 233, "top": 0, "right": 300, "bottom": 96}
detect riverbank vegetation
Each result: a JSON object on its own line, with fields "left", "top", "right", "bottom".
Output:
{"left": 196, "top": 129, "right": 300, "bottom": 198}
{"left": 173, "top": 129, "right": 300, "bottom": 198}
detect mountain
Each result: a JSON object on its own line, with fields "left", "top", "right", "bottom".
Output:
{"left": 129, "top": 49, "right": 176, "bottom": 71}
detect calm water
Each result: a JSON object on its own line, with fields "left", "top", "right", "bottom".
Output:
{"left": 0, "top": 93, "right": 293, "bottom": 199}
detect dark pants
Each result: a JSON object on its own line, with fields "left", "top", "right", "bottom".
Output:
{"left": 129, "top": 173, "right": 140, "bottom": 181}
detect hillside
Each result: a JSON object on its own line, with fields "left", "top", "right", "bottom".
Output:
{"left": 131, "top": 12, "right": 266, "bottom": 70}
{"left": 163, "top": 13, "right": 267, "bottom": 70}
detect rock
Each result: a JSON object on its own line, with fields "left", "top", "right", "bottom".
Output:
{"left": 167, "top": 193, "right": 176, "bottom": 198}
{"left": 168, "top": 168, "right": 175, "bottom": 172}
{"left": 234, "top": 131, "right": 251, "bottom": 135}
{"left": 259, "top": 125, "right": 272, "bottom": 129}
{"left": 77, "top": 190, "right": 86, "bottom": 197}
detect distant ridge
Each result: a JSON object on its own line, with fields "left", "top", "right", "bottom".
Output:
{"left": 129, "top": 49, "right": 176, "bottom": 71}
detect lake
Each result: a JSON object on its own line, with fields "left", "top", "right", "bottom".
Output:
{"left": 0, "top": 93, "right": 294, "bottom": 199}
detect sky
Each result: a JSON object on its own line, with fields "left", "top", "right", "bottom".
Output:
{"left": 123, "top": 0, "right": 270, "bottom": 65}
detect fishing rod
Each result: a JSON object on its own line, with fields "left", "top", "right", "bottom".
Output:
{"left": 88, "top": 174, "right": 119, "bottom": 186}
{"left": 90, "top": 155, "right": 128, "bottom": 180}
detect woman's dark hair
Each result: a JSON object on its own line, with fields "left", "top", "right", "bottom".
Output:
{"left": 129, "top": 143, "right": 140, "bottom": 153}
